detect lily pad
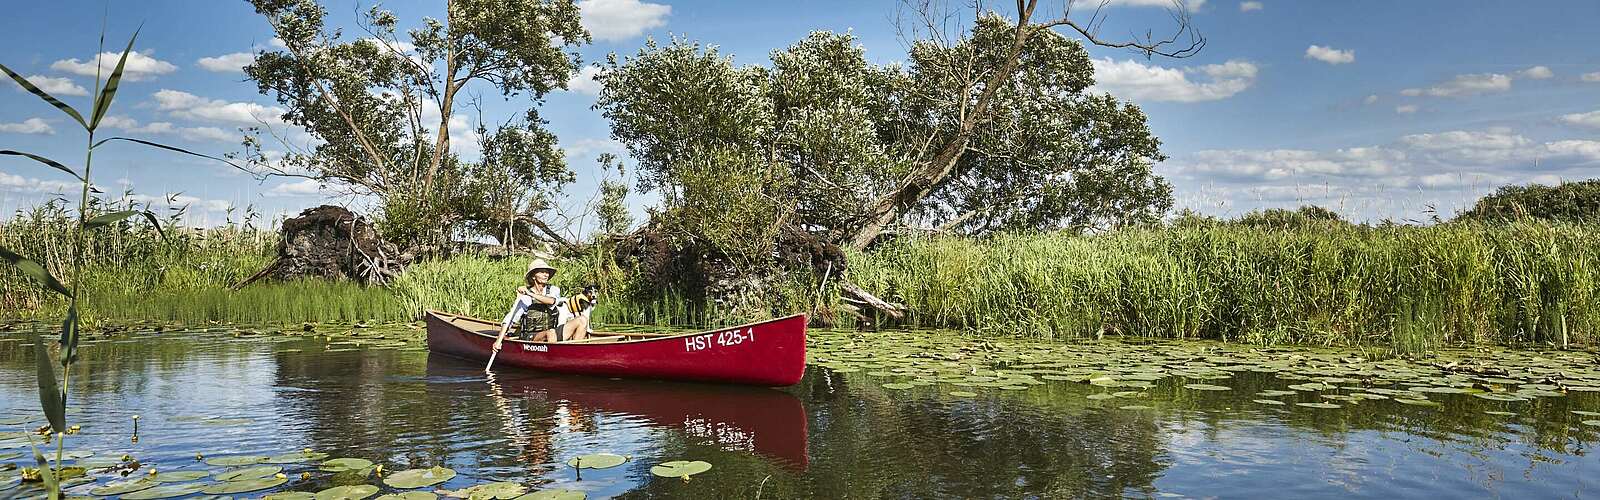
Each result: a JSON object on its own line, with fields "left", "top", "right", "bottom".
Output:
{"left": 1253, "top": 399, "right": 1286, "bottom": 406}
{"left": 383, "top": 466, "right": 456, "bottom": 489}
{"left": 1118, "top": 405, "right": 1153, "bottom": 410}
{"left": 445, "top": 482, "right": 526, "bottom": 499}
{"left": 1184, "top": 384, "right": 1231, "bottom": 391}
{"left": 947, "top": 391, "right": 978, "bottom": 397}
{"left": 1394, "top": 398, "right": 1442, "bottom": 407}
{"left": 320, "top": 458, "right": 375, "bottom": 472}
{"left": 1086, "top": 393, "right": 1116, "bottom": 400}
{"left": 880, "top": 382, "right": 915, "bottom": 390}
{"left": 1572, "top": 411, "right": 1600, "bottom": 417}
{"left": 214, "top": 465, "right": 282, "bottom": 481}
{"left": 264, "top": 492, "right": 318, "bottom": 500}
{"left": 122, "top": 483, "right": 209, "bottom": 499}
{"left": 153, "top": 470, "right": 213, "bottom": 482}
{"left": 377, "top": 493, "right": 440, "bottom": 500}
{"left": 649, "top": 460, "right": 712, "bottom": 479}
{"left": 565, "top": 454, "right": 626, "bottom": 469}
{"left": 511, "top": 490, "right": 586, "bottom": 500}
{"left": 1484, "top": 411, "right": 1518, "bottom": 416}
{"left": 207, "top": 456, "right": 271, "bottom": 467}
{"left": 90, "top": 479, "right": 160, "bottom": 496}
{"left": 1295, "top": 402, "right": 1342, "bottom": 409}
{"left": 203, "top": 476, "right": 288, "bottom": 494}
{"left": 267, "top": 451, "right": 331, "bottom": 464}
{"left": 1473, "top": 393, "right": 1526, "bottom": 402}
{"left": 316, "top": 484, "right": 381, "bottom": 500}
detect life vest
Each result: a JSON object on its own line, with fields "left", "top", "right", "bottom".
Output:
{"left": 564, "top": 294, "right": 594, "bottom": 315}
{"left": 514, "top": 285, "right": 560, "bottom": 339}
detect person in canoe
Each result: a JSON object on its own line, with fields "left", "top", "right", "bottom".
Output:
{"left": 492, "top": 259, "right": 599, "bottom": 351}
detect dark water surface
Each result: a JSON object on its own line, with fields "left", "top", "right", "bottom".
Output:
{"left": 2, "top": 327, "right": 1599, "bottom": 499}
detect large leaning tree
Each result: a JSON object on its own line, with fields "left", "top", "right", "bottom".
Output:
{"left": 242, "top": 0, "right": 588, "bottom": 248}
{"left": 596, "top": 0, "right": 1200, "bottom": 254}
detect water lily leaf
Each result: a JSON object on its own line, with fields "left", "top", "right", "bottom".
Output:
{"left": 122, "top": 482, "right": 209, "bottom": 499}
{"left": 1484, "top": 411, "right": 1517, "bottom": 416}
{"left": 947, "top": 391, "right": 978, "bottom": 397}
{"left": 1085, "top": 393, "right": 1115, "bottom": 400}
{"left": 377, "top": 493, "right": 439, "bottom": 500}
{"left": 649, "top": 460, "right": 711, "bottom": 479}
{"left": 880, "top": 383, "right": 914, "bottom": 390}
{"left": 444, "top": 482, "right": 526, "bottom": 499}
{"left": 1473, "top": 393, "right": 1526, "bottom": 402}
{"left": 317, "top": 484, "right": 381, "bottom": 500}
{"left": 1295, "top": 402, "right": 1341, "bottom": 409}
{"left": 264, "top": 492, "right": 318, "bottom": 500}
{"left": 1183, "top": 384, "right": 1231, "bottom": 391}
{"left": 1118, "top": 405, "right": 1153, "bottom": 410}
{"left": 203, "top": 476, "right": 288, "bottom": 494}
{"left": 152, "top": 470, "right": 211, "bottom": 482}
{"left": 90, "top": 478, "right": 159, "bottom": 495}
{"left": 267, "top": 451, "right": 330, "bottom": 464}
{"left": 214, "top": 465, "right": 282, "bottom": 481}
{"left": 1393, "top": 398, "right": 1441, "bottom": 407}
{"left": 320, "top": 458, "right": 374, "bottom": 472}
{"left": 383, "top": 466, "right": 455, "bottom": 489}
{"left": 1583, "top": 420, "right": 1600, "bottom": 427}
{"left": 1572, "top": 411, "right": 1600, "bottom": 417}
{"left": 565, "top": 454, "right": 626, "bottom": 469}
{"left": 510, "top": 490, "right": 586, "bottom": 500}
{"left": 207, "top": 456, "right": 270, "bottom": 467}
{"left": 1253, "top": 399, "right": 1286, "bottom": 405}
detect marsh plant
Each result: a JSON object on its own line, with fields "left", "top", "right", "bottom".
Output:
{"left": 1, "top": 29, "right": 239, "bottom": 499}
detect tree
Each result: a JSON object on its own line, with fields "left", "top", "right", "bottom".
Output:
{"left": 1456, "top": 179, "right": 1600, "bottom": 223}
{"left": 595, "top": 1, "right": 1197, "bottom": 256}
{"left": 242, "top": 0, "right": 587, "bottom": 247}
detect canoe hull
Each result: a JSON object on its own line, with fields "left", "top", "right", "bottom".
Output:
{"left": 425, "top": 310, "right": 808, "bottom": 386}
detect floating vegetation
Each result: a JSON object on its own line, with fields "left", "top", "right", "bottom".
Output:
{"left": 443, "top": 482, "right": 526, "bottom": 499}
{"left": 206, "top": 455, "right": 270, "bottom": 467}
{"left": 377, "top": 492, "right": 440, "bottom": 500}
{"left": 1183, "top": 384, "right": 1231, "bottom": 391}
{"left": 649, "top": 460, "right": 712, "bottom": 480}
{"left": 881, "top": 383, "right": 915, "bottom": 390}
{"left": 1295, "top": 403, "right": 1342, "bottom": 409}
{"left": 121, "top": 482, "right": 209, "bottom": 499}
{"left": 267, "top": 451, "right": 331, "bottom": 464}
{"left": 566, "top": 453, "right": 627, "bottom": 469}
{"left": 318, "top": 484, "right": 381, "bottom": 500}
{"left": 948, "top": 391, "right": 978, "bottom": 397}
{"left": 89, "top": 478, "right": 159, "bottom": 495}
{"left": 320, "top": 458, "right": 375, "bottom": 473}
{"left": 203, "top": 476, "right": 288, "bottom": 494}
{"left": 1394, "top": 398, "right": 1442, "bottom": 407}
{"left": 214, "top": 465, "right": 282, "bottom": 481}
{"left": 151, "top": 470, "right": 211, "bottom": 482}
{"left": 1253, "top": 399, "right": 1286, "bottom": 406}
{"left": 511, "top": 490, "right": 586, "bottom": 500}
{"left": 382, "top": 466, "right": 455, "bottom": 489}
{"left": 265, "top": 492, "right": 318, "bottom": 500}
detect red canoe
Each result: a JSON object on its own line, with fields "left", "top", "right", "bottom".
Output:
{"left": 424, "top": 310, "right": 808, "bottom": 386}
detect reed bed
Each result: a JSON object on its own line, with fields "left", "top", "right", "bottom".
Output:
{"left": 849, "top": 221, "right": 1600, "bottom": 352}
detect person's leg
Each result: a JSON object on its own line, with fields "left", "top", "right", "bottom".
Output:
{"left": 530, "top": 328, "right": 555, "bottom": 342}
{"left": 565, "top": 317, "right": 588, "bottom": 341}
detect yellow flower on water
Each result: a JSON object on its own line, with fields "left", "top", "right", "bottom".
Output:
{"left": 275, "top": 473, "right": 288, "bottom": 479}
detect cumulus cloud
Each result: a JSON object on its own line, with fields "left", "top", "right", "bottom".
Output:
{"left": 51, "top": 51, "right": 177, "bottom": 81}
{"left": 1400, "top": 73, "right": 1511, "bottom": 97}
{"left": 1583, "top": 72, "right": 1600, "bottom": 83}
{"left": 566, "top": 65, "right": 605, "bottom": 95}
{"left": 98, "top": 115, "right": 240, "bottom": 143}
{"left": 1239, "top": 1, "right": 1262, "bottom": 11}
{"left": 0, "top": 171, "right": 79, "bottom": 194}
{"left": 579, "top": 0, "right": 671, "bottom": 42}
{"left": 1363, "top": 94, "right": 1378, "bottom": 105}
{"left": 1517, "top": 65, "right": 1553, "bottom": 80}
{"left": 0, "top": 118, "right": 55, "bottom": 135}
{"left": 1089, "top": 58, "right": 1257, "bottom": 102}
{"left": 266, "top": 179, "right": 328, "bottom": 197}
{"left": 1305, "top": 45, "right": 1354, "bottom": 65}
{"left": 152, "top": 89, "right": 285, "bottom": 125}
{"left": 127, "top": 193, "right": 233, "bottom": 213}
{"left": 563, "top": 138, "right": 624, "bottom": 159}
{"left": 10, "top": 74, "right": 88, "bottom": 96}
{"left": 1395, "top": 104, "right": 1418, "bottom": 114}
{"left": 1560, "top": 110, "right": 1600, "bottom": 129}
{"left": 197, "top": 52, "right": 255, "bottom": 73}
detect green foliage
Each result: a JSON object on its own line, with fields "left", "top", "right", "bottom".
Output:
{"left": 1232, "top": 205, "right": 1350, "bottom": 229}
{"left": 593, "top": 153, "right": 633, "bottom": 237}
{"left": 1456, "top": 178, "right": 1600, "bottom": 223}
{"left": 243, "top": 0, "right": 586, "bottom": 247}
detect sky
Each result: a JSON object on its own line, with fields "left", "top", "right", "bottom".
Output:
{"left": 1, "top": 0, "right": 1597, "bottom": 233}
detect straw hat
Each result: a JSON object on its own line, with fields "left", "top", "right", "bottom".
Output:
{"left": 525, "top": 258, "right": 557, "bottom": 281}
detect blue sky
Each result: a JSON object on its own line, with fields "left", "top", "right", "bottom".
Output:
{"left": 1, "top": 0, "right": 1597, "bottom": 232}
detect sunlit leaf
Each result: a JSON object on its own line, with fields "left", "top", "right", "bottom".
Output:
{"left": 0, "top": 150, "right": 82, "bottom": 181}
{"left": 0, "top": 62, "right": 88, "bottom": 129}
{"left": 34, "top": 335, "right": 65, "bottom": 433}
{"left": 89, "top": 27, "right": 141, "bottom": 130}
{"left": 0, "top": 246, "right": 72, "bottom": 298}
{"left": 648, "top": 460, "right": 711, "bottom": 479}
{"left": 382, "top": 466, "right": 455, "bottom": 489}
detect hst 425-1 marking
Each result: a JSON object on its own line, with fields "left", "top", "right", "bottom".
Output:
{"left": 686, "top": 327, "right": 756, "bottom": 352}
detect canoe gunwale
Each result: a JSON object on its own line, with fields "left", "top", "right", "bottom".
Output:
{"left": 424, "top": 309, "right": 807, "bottom": 346}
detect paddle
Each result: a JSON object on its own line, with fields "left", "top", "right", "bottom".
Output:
{"left": 484, "top": 347, "right": 499, "bottom": 374}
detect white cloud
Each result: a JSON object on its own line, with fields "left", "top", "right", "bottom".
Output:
{"left": 99, "top": 115, "right": 238, "bottom": 143}
{"left": 266, "top": 179, "right": 328, "bottom": 197}
{"left": 0, "top": 118, "right": 54, "bottom": 135}
{"left": 1544, "top": 140, "right": 1600, "bottom": 164}
{"left": 152, "top": 89, "right": 284, "bottom": 125}
{"left": 1363, "top": 94, "right": 1378, "bottom": 105}
{"left": 1239, "top": 1, "right": 1262, "bottom": 12}
{"left": 127, "top": 193, "right": 232, "bottom": 212}
{"left": 1517, "top": 65, "right": 1553, "bottom": 80}
{"left": 1559, "top": 110, "right": 1600, "bottom": 129}
{"left": 566, "top": 65, "right": 605, "bottom": 95}
{"left": 1395, "top": 104, "right": 1418, "bottom": 114}
{"left": 10, "top": 74, "right": 88, "bottom": 96}
{"left": 1400, "top": 73, "right": 1512, "bottom": 97}
{"left": 1304, "top": 45, "right": 1354, "bottom": 65}
{"left": 1089, "top": 58, "right": 1257, "bottom": 102}
{"left": 564, "top": 138, "right": 624, "bottom": 159}
{"left": 197, "top": 52, "right": 255, "bottom": 73}
{"left": 1582, "top": 72, "right": 1600, "bottom": 83}
{"left": 1101, "top": 0, "right": 1208, "bottom": 8}
{"left": 178, "top": 126, "right": 240, "bottom": 143}
{"left": 50, "top": 51, "right": 177, "bottom": 82}
{"left": 0, "top": 171, "right": 77, "bottom": 194}
{"left": 579, "top": 0, "right": 671, "bottom": 42}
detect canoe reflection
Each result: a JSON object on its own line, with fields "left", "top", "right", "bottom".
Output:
{"left": 428, "top": 354, "right": 809, "bottom": 469}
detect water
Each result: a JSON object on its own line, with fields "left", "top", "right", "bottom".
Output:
{"left": 2, "top": 326, "right": 1599, "bottom": 499}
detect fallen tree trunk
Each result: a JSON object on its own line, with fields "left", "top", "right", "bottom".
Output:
{"left": 839, "top": 281, "right": 905, "bottom": 320}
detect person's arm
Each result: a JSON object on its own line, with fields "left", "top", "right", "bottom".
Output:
{"left": 492, "top": 293, "right": 531, "bottom": 352}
